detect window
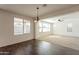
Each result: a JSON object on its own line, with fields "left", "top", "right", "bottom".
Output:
{"left": 14, "top": 17, "right": 30, "bottom": 35}
{"left": 42, "top": 22, "right": 50, "bottom": 32}
{"left": 67, "top": 23, "right": 72, "bottom": 32}
{"left": 24, "top": 20, "right": 30, "bottom": 33}
{"left": 39, "top": 22, "right": 43, "bottom": 32}
{"left": 39, "top": 21, "right": 50, "bottom": 32}
{"left": 14, "top": 17, "right": 23, "bottom": 35}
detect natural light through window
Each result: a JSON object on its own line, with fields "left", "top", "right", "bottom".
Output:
{"left": 14, "top": 17, "right": 30, "bottom": 35}
{"left": 24, "top": 20, "right": 30, "bottom": 33}
{"left": 14, "top": 17, "right": 23, "bottom": 35}
{"left": 39, "top": 21, "right": 50, "bottom": 32}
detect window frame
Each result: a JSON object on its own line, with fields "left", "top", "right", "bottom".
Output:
{"left": 39, "top": 21, "right": 51, "bottom": 33}
{"left": 14, "top": 17, "right": 30, "bottom": 35}
{"left": 23, "top": 19, "right": 30, "bottom": 34}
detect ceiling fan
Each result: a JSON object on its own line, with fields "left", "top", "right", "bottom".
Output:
{"left": 58, "top": 19, "right": 64, "bottom": 22}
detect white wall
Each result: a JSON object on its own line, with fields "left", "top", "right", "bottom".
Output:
{"left": 0, "top": 10, "right": 34, "bottom": 47}
{"left": 37, "top": 11, "right": 79, "bottom": 50}
{"left": 53, "top": 11, "right": 79, "bottom": 37}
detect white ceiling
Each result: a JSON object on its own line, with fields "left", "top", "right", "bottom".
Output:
{"left": 41, "top": 18, "right": 57, "bottom": 23}
{"left": 0, "top": 4, "right": 78, "bottom": 18}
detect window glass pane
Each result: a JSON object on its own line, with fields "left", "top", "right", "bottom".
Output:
{"left": 42, "top": 22, "right": 50, "bottom": 32}
{"left": 67, "top": 23, "right": 72, "bottom": 32}
{"left": 14, "top": 17, "right": 23, "bottom": 35}
{"left": 39, "top": 21, "right": 51, "bottom": 32}
{"left": 24, "top": 20, "right": 30, "bottom": 33}
{"left": 43, "top": 22, "right": 49, "bottom": 28}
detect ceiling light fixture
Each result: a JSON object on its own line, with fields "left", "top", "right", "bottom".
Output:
{"left": 34, "top": 7, "right": 39, "bottom": 23}
{"left": 34, "top": 4, "right": 47, "bottom": 23}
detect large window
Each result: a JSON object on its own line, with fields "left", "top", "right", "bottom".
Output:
{"left": 39, "top": 21, "right": 50, "bottom": 32}
{"left": 14, "top": 17, "right": 23, "bottom": 35}
{"left": 24, "top": 20, "right": 30, "bottom": 33}
{"left": 14, "top": 17, "right": 30, "bottom": 35}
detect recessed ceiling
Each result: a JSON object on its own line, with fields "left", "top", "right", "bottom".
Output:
{"left": 0, "top": 4, "right": 78, "bottom": 18}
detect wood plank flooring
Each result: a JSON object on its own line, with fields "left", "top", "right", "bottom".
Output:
{"left": 0, "top": 39, "right": 79, "bottom": 55}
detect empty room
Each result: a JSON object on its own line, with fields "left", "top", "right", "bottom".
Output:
{"left": 0, "top": 4, "right": 79, "bottom": 55}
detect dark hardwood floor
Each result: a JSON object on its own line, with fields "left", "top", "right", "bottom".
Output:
{"left": 0, "top": 39, "right": 79, "bottom": 55}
